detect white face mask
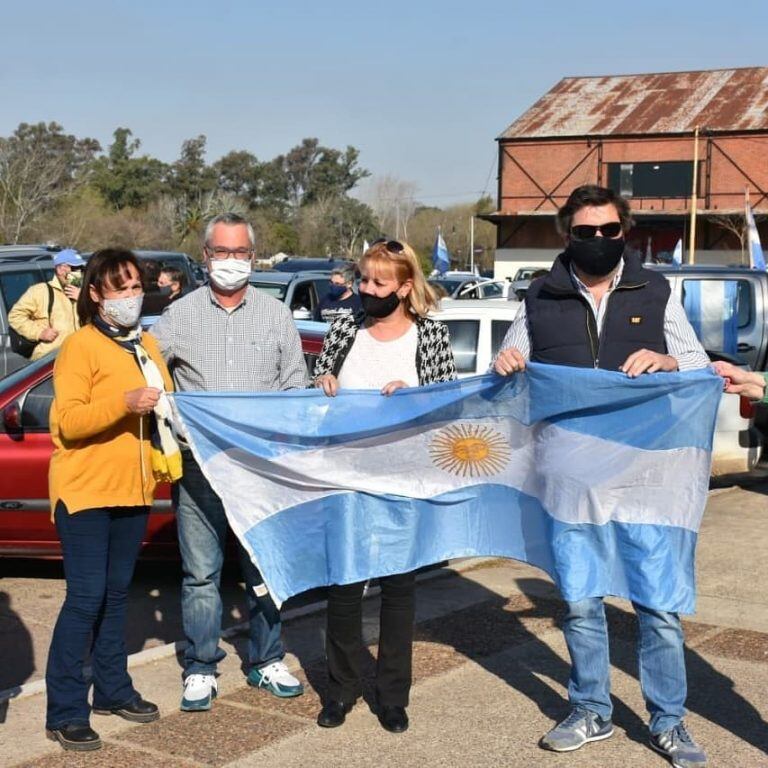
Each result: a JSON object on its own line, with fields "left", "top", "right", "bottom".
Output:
{"left": 209, "top": 258, "right": 252, "bottom": 291}
{"left": 102, "top": 295, "right": 144, "bottom": 328}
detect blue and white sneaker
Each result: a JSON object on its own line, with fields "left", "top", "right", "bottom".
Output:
{"left": 650, "top": 722, "right": 708, "bottom": 767}
{"left": 247, "top": 661, "right": 304, "bottom": 698}
{"left": 180, "top": 674, "right": 218, "bottom": 712}
{"left": 540, "top": 707, "right": 614, "bottom": 752}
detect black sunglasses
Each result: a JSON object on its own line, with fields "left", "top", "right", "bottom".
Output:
{"left": 570, "top": 223, "right": 623, "bottom": 240}
{"left": 370, "top": 237, "right": 404, "bottom": 253}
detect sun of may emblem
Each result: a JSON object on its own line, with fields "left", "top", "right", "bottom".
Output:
{"left": 429, "top": 424, "right": 511, "bottom": 477}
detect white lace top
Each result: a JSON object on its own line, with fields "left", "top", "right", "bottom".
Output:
{"left": 337, "top": 324, "right": 419, "bottom": 389}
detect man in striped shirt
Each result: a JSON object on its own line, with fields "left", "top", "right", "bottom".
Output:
{"left": 494, "top": 186, "right": 709, "bottom": 768}
{"left": 152, "top": 213, "right": 310, "bottom": 714}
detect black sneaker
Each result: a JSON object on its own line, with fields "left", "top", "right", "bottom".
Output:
{"left": 46, "top": 724, "right": 102, "bottom": 751}
{"left": 650, "top": 721, "right": 708, "bottom": 767}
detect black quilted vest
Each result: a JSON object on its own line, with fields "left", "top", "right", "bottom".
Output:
{"left": 525, "top": 252, "right": 670, "bottom": 371}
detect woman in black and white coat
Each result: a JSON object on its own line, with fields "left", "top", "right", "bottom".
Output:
{"left": 313, "top": 238, "right": 456, "bottom": 734}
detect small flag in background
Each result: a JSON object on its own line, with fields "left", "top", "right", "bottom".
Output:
{"left": 745, "top": 196, "right": 765, "bottom": 270}
{"left": 672, "top": 239, "right": 683, "bottom": 265}
{"left": 432, "top": 228, "right": 450, "bottom": 274}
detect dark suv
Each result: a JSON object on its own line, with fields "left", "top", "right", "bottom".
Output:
{"left": 0, "top": 246, "right": 59, "bottom": 354}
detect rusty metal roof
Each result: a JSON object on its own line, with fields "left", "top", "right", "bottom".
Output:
{"left": 501, "top": 67, "right": 768, "bottom": 139}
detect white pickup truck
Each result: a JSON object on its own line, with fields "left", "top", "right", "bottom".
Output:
{"left": 433, "top": 298, "right": 760, "bottom": 476}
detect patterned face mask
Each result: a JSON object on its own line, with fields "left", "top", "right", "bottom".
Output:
{"left": 102, "top": 295, "right": 144, "bottom": 328}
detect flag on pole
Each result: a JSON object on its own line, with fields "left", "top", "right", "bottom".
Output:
{"left": 432, "top": 228, "right": 450, "bottom": 274}
{"left": 683, "top": 279, "right": 739, "bottom": 356}
{"left": 672, "top": 239, "right": 683, "bottom": 265}
{"left": 745, "top": 196, "right": 766, "bottom": 270}
{"left": 172, "top": 366, "right": 721, "bottom": 612}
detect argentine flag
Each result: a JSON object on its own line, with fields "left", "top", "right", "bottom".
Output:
{"left": 746, "top": 202, "right": 766, "bottom": 270}
{"left": 683, "top": 280, "right": 739, "bottom": 357}
{"left": 172, "top": 366, "right": 722, "bottom": 613}
{"left": 432, "top": 228, "right": 450, "bottom": 274}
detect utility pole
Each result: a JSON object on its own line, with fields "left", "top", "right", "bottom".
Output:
{"left": 469, "top": 215, "right": 475, "bottom": 274}
{"left": 689, "top": 126, "right": 700, "bottom": 264}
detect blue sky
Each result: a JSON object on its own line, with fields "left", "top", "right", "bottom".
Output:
{"left": 2, "top": 1, "right": 767, "bottom": 206}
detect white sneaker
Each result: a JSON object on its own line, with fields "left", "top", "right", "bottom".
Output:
{"left": 180, "top": 674, "right": 218, "bottom": 712}
{"left": 247, "top": 661, "right": 304, "bottom": 698}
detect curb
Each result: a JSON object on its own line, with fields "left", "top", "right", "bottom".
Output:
{"left": 0, "top": 556, "right": 496, "bottom": 705}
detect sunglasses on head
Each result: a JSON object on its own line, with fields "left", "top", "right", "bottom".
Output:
{"left": 570, "top": 223, "right": 623, "bottom": 240}
{"left": 371, "top": 237, "right": 405, "bottom": 254}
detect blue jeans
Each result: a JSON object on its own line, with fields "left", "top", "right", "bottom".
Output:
{"left": 175, "top": 451, "right": 284, "bottom": 677}
{"left": 46, "top": 502, "right": 148, "bottom": 729}
{"left": 563, "top": 597, "right": 687, "bottom": 734}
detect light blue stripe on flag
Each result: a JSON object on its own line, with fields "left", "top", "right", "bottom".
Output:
{"left": 172, "top": 365, "right": 722, "bottom": 612}
{"left": 683, "top": 280, "right": 738, "bottom": 356}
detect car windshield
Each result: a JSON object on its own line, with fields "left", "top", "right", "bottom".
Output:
{"left": 0, "top": 266, "right": 55, "bottom": 311}
{"left": 250, "top": 282, "right": 288, "bottom": 301}
{"left": 429, "top": 280, "right": 463, "bottom": 294}
{"left": 481, "top": 282, "right": 504, "bottom": 297}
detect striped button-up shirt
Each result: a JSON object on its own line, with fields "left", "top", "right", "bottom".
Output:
{"left": 497, "top": 259, "right": 710, "bottom": 371}
{"left": 151, "top": 285, "right": 310, "bottom": 392}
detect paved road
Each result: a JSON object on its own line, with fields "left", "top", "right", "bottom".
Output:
{"left": 2, "top": 475, "right": 767, "bottom": 767}
{"left": 0, "top": 559, "right": 326, "bottom": 694}
{"left": 3, "top": 470, "right": 765, "bottom": 695}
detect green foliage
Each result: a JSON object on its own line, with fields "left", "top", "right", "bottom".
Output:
{"left": 169, "top": 135, "right": 217, "bottom": 203}
{"left": 90, "top": 128, "right": 168, "bottom": 210}
{"left": 1, "top": 122, "right": 494, "bottom": 268}
{"left": 0, "top": 121, "right": 100, "bottom": 242}
{"left": 212, "top": 150, "right": 262, "bottom": 207}
{"left": 272, "top": 138, "right": 370, "bottom": 209}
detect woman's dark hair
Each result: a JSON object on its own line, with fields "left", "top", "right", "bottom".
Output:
{"left": 77, "top": 248, "right": 141, "bottom": 325}
{"left": 555, "top": 185, "right": 633, "bottom": 237}
{"left": 160, "top": 265, "right": 185, "bottom": 289}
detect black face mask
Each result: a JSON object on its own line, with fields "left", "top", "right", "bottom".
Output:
{"left": 566, "top": 236, "right": 625, "bottom": 277}
{"left": 361, "top": 291, "right": 401, "bottom": 318}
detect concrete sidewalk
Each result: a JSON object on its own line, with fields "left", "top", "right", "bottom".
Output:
{"left": 3, "top": 481, "right": 768, "bottom": 768}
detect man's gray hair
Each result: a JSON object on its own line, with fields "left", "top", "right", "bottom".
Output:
{"left": 331, "top": 267, "right": 355, "bottom": 285}
{"left": 204, "top": 213, "right": 256, "bottom": 247}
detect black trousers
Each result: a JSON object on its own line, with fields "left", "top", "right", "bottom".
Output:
{"left": 325, "top": 571, "right": 415, "bottom": 707}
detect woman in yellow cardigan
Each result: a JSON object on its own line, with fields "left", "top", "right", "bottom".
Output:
{"left": 45, "top": 249, "right": 180, "bottom": 752}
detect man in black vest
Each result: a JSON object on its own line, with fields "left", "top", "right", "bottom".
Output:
{"left": 495, "top": 185, "right": 709, "bottom": 768}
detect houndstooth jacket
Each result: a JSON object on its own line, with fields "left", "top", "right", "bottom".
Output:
{"left": 313, "top": 313, "right": 457, "bottom": 386}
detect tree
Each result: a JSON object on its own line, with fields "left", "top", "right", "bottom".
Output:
{"left": 168, "top": 135, "right": 217, "bottom": 203}
{"left": 0, "top": 122, "right": 100, "bottom": 243}
{"left": 212, "top": 150, "right": 263, "bottom": 208}
{"left": 90, "top": 128, "right": 168, "bottom": 210}
{"left": 304, "top": 145, "right": 369, "bottom": 204}
{"left": 272, "top": 138, "right": 370, "bottom": 210}
{"left": 366, "top": 174, "right": 419, "bottom": 240}
{"left": 406, "top": 198, "right": 496, "bottom": 272}
{"left": 709, "top": 213, "right": 749, "bottom": 257}
{"left": 296, "top": 195, "right": 377, "bottom": 257}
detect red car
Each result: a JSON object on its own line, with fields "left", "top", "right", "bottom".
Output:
{"left": 0, "top": 326, "right": 327, "bottom": 558}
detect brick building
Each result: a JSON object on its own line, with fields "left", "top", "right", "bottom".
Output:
{"left": 484, "top": 67, "right": 768, "bottom": 279}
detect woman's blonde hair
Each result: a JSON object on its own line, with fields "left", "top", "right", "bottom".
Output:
{"left": 360, "top": 240, "right": 438, "bottom": 317}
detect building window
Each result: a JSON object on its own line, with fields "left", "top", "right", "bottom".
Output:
{"left": 607, "top": 161, "right": 698, "bottom": 199}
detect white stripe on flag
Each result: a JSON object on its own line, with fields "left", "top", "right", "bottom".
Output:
{"left": 201, "top": 417, "right": 710, "bottom": 536}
